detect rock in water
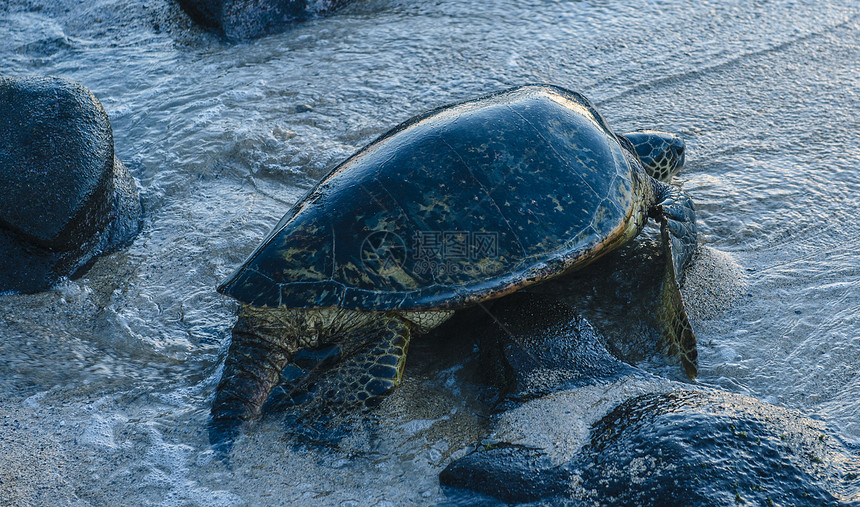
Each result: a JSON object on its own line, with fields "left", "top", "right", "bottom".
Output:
{"left": 440, "top": 290, "right": 860, "bottom": 504}
{"left": 178, "top": 0, "right": 352, "bottom": 40}
{"left": 442, "top": 390, "right": 860, "bottom": 505}
{"left": 571, "top": 390, "right": 860, "bottom": 505}
{"left": 0, "top": 75, "right": 141, "bottom": 293}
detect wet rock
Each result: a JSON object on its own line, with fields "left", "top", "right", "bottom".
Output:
{"left": 440, "top": 292, "right": 860, "bottom": 504}
{"left": 476, "top": 294, "right": 641, "bottom": 407}
{"left": 0, "top": 75, "right": 141, "bottom": 293}
{"left": 178, "top": 0, "right": 352, "bottom": 40}
{"left": 439, "top": 292, "right": 655, "bottom": 503}
{"left": 517, "top": 233, "right": 687, "bottom": 373}
{"left": 440, "top": 443, "right": 568, "bottom": 504}
{"left": 571, "top": 390, "right": 859, "bottom": 505}
{"left": 443, "top": 389, "right": 860, "bottom": 505}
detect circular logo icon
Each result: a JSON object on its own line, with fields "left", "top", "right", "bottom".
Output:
{"left": 360, "top": 231, "right": 407, "bottom": 274}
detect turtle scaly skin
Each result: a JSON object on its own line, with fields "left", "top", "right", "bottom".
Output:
{"left": 624, "top": 130, "right": 687, "bottom": 183}
{"left": 211, "top": 85, "right": 697, "bottom": 447}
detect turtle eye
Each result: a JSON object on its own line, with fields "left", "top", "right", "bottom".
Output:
{"left": 673, "top": 144, "right": 685, "bottom": 172}
{"left": 671, "top": 137, "right": 685, "bottom": 156}
{"left": 671, "top": 139, "right": 685, "bottom": 168}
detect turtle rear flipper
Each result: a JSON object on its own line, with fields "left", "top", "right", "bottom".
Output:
{"left": 650, "top": 181, "right": 698, "bottom": 379}
{"left": 209, "top": 314, "right": 296, "bottom": 451}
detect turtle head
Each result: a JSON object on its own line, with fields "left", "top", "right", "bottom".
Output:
{"left": 621, "top": 130, "right": 685, "bottom": 183}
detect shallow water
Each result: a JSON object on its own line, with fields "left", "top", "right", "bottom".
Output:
{"left": 1, "top": 0, "right": 859, "bottom": 504}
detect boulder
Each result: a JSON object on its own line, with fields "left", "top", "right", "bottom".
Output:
{"left": 0, "top": 75, "right": 141, "bottom": 293}
{"left": 178, "top": 0, "right": 351, "bottom": 39}
{"left": 439, "top": 291, "right": 860, "bottom": 504}
{"left": 443, "top": 389, "right": 860, "bottom": 505}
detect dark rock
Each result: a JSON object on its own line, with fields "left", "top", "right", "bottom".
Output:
{"left": 475, "top": 293, "right": 642, "bottom": 406}
{"left": 440, "top": 443, "right": 570, "bottom": 504}
{"left": 178, "top": 0, "right": 352, "bottom": 40}
{"left": 442, "top": 388, "right": 860, "bottom": 505}
{"left": 571, "top": 390, "right": 859, "bottom": 506}
{"left": 440, "top": 274, "right": 860, "bottom": 504}
{"left": 0, "top": 76, "right": 141, "bottom": 293}
{"left": 439, "top": 382, "right": 860, "bottom": 505}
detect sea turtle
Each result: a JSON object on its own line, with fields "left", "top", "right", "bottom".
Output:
{"left": 210, "top": 84, "right": 697, "bottom": 443}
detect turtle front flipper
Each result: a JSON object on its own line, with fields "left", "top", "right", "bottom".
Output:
{"left": 336, "top": 318, "right": 412, "bottom": 406}
{"left": 211, "top": 313, "right": 413, "bottom": 449}
{"left": 267, "top": 317, "right": 412, "bottom": 413}
{"left": 649, "top": 180, "right": 698, "bottom": 379}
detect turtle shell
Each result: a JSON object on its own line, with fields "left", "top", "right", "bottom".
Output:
{"left": 219, "top": 85, "right": 650, "bottom": 311}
